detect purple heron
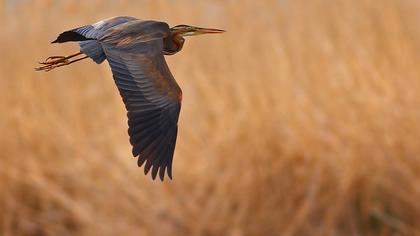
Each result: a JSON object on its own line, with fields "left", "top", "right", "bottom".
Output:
{"left": 35, "top": 16, "right": 225, "bottom": 181}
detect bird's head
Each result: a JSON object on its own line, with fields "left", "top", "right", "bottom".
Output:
{"left": 170, "top": 25, "right": 225, "bottom": 37}
{"left": 164, "top": 24, "right": 225, "bottom": 55}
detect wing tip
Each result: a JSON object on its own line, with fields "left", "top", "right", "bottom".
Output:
{"left": 51, "top": 31, "right": 93, "bottom": 44}
{"left": 136, "top": 154, "right": 172, "bottom": 181}
{"left": 151, "top": 165, "right": 166, "bottom": 181}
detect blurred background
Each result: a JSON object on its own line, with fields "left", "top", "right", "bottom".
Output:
{"left": 1, "top": 0, "right": 420, "bottom": 235}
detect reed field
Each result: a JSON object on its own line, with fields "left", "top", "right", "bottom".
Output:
{"left": 0, "top": 0, "right": 419, "bottom": 235}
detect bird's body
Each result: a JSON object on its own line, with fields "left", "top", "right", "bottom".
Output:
{"left": 36, "top": 16, "right": 224, "bottom": 181}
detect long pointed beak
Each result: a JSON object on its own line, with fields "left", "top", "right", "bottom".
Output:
{"left": 193, "top": 27, "right": 226, "bottom": 35}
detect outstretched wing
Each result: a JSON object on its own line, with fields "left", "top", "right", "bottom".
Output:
{"left": 52, "top": 16, "right": 138, "bottom": 64}
{"left": 100, "top": 20, "right": 182, "bottom": 181}
{"left": 53, "top": 16, "right": 138, "bottom": 43}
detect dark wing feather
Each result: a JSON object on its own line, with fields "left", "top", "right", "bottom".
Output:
{"left": 52, "top": 16, "right": 138, "bottom": 43}
{"left": 100, "top": 21, "right": 181, "bottom": 180}
{"left": 52, "top": 16, "right": 138, "bottom": 64}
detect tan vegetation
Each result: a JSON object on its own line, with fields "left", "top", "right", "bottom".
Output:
{"left": 1, "top": 0, "right": 420, "bottom": 235}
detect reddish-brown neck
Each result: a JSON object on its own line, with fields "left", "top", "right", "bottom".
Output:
{"left": 163, "top": 33, "right": 185, "bottom": 55}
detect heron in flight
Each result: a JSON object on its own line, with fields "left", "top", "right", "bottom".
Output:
{"left": 35, "top": 16, "right": 225, "bottom": 181}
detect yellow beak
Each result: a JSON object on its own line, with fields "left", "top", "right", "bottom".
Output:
{"left": 181, "top": 27, "right": 226, "bottom": 36}
{"left": 193, "top": 27, "right": 226, "bottom": 35}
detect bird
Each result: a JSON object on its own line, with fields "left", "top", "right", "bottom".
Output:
{"left": 35, "top": 16, "right": 225, "bottom": 181}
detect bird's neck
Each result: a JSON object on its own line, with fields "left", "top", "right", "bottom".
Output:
{"left": 163, "top": 33, "right": 185, "bottom": 55}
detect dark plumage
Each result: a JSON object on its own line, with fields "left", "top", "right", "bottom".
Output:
{"left": 36, "top": 16, "right": 224, "bottom": 181}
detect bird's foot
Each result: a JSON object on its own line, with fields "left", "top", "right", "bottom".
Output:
{"left": 35, "top": 52, "right": 87, "bottom": 72}
{"left": 35, "top": 56, "right": 69, "bottom": 72}
{"left": 44, "top": 56, "right": 69, "bottom": 64}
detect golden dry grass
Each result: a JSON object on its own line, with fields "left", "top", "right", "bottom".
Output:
{"left": 1, "top": 0, "right": 420, "bottom": 235}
